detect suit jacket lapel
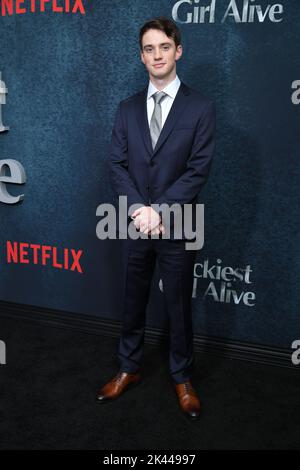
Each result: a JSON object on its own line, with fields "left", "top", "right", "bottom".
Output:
{"left": 135, "top": 81, "right": 191, "bottom": 159}
{"left": 151, "top": 82, "right": 190, "bottom": 159}
{"left": 135, "top": 86, "right": 153, "bottom": 156}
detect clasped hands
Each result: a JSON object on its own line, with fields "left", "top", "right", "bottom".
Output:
{"left": 131, "top": 206, "right": 165, "bottom": 236}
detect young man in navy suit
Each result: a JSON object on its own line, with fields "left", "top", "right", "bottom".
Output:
{"left": 96, "top": 17, "right": 216, "bottom": 420}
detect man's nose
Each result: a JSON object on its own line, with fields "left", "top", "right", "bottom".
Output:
{"left": 154, "top": 48, "right": 162, "bottom": 59}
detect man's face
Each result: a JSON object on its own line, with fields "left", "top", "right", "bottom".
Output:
{"left": 140, "top": 28, "right": 182, "bottom": 81}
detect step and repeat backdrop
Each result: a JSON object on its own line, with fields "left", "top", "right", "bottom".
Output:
{"left": 0, "top": 0, "right": 299, "bottom": 349}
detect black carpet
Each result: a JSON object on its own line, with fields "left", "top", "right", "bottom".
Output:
{"left": 0, "top": 314, "right": 299, "bottom": 450}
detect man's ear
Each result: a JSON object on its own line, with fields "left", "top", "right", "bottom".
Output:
{"left": 175, "top": 45, "right": 183, "bottom": 61}
{"left": 140, "top": 51, "right": 145, "bottom": 65}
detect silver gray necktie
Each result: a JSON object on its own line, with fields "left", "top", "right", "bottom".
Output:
{"left": 149, "top": 91, "right": 167, "bottom": 150}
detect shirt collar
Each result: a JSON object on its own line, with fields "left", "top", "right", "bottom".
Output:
{"left": 147, "top": 74, "right": 181, "bottom": 101}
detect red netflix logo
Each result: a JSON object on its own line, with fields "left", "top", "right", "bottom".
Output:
{"left": 6, "top": 241, "right": 83, "bottom": 273}
{"left": 0, "top": 0, "right": 86, "bottom": 16}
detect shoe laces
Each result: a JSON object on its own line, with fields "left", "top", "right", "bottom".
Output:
{"left": 183, "top": 382, "right": 191, "bottom": 393}
{"left": 115, "top": 371, "right": 125, "bottom": 384}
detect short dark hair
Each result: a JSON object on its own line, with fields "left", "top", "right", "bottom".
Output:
{"left": 139, "top": 16, "right": 182, "bottom": 51}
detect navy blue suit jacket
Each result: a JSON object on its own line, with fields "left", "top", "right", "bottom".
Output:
{"left": 108, "top": 81, "right": 216, "bottom": 239}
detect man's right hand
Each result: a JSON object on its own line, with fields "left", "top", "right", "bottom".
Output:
{"left": 130, "top": 210, "right": 165, "bottom": 236}
{"left": 131, "top": 206, "right": 161, "bottom": 234}
{"left": 148, "top": 223, "right": 165, "bottom": 236}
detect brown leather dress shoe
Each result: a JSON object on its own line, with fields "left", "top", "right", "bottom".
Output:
{"left": 96, "top": 371, "right": 141, "bottom": 403}
{"left": 174, "top": 381, "right": 201, "bottom": 420}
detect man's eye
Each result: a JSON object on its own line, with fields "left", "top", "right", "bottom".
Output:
{"left": 163, "top": 46, "right": 170, "bottom": 50}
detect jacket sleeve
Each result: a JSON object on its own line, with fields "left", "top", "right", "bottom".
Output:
{"left": 153, "top": 100, "right": 216, "bottom": 207}
{"left": 108, "top": 102, "right": 146, "bottom": 217}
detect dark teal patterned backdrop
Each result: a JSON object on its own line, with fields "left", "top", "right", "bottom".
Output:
{"left": 0, "top": 1, "right": 299, "bottom": 348}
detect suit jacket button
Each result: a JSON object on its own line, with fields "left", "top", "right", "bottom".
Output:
{"left": 150, "top": 161, "right": 155, "bottom": 167}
